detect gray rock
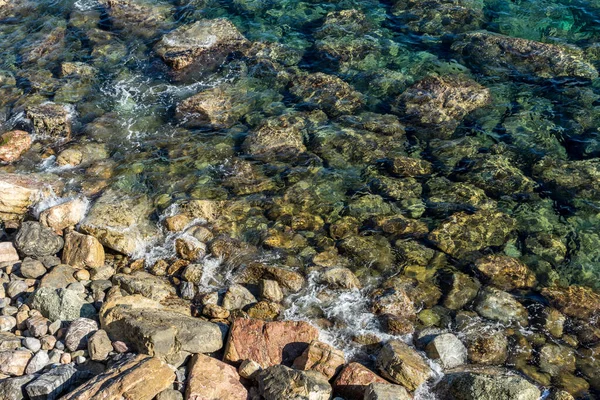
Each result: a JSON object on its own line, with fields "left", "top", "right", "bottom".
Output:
{"left": 15, "top": 222, "right": 64, "bottom": 258}
{"left": 65, "top": 318, "right": 98, "bottom": 351}
{"left": 28, "top": 287, "right": 96, "bottom": 322}
{"left": 20, "top": 258, "right": 47, "bottom": 279}
{"left": 7, "top": 280, "right": 28, "bottom": 299}
{"left": 88, "top": 329, "right": 112, "bottom": 361}
{"left": 364, "top": 382, "right": 412, "bottom": 400}
{"left": 258, "top": 364, "right": 332, "bottom": 400}
{"left": 39, "top": 264, "right": 77, "bottom": 289}
{"left": 25, "top": 364, "right": 91, "bottom": 400}
{"left": 179, "top": 281, "right": 195, "bottom": 300}
{"left": 426, "top": 333, "right": 467, "bottom": 369}
{"left": 25, "top": 350, "right": 49, "bottom": 374}
{"left": 222, "top": 284, "right": 257, "bottom": 310}
{"left": 22, "top": 337, "right": 41, "bottom": 352}
{"left": 0, "top": 374, "right": 36, "bottom": 400}
{"left": 435, "top": 368, "right": 541, "bottom": 400}
{"left": 475, "top": 287, "right": 529, "bottom": 326}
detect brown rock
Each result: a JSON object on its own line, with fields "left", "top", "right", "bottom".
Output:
{"left": 26, "top": 103, "right": 72, "bottom": 141}
{"left": 164, "top": 214, "right": 190, "bottom": 232}
{"left": 186, "top": 353, "right": 248, "bottom": 400}
{"left": 333, "top": 362, "right": 388, "bottom": 399}
{"left": 39, "top": 198, "right": 88, "bottom": 234}
{"left": 175, "top": 237, "right": 206, "bottom": 261}
{"left": 541, "top": 285, "right": 600, "bottom": 320}
{"left": 224, "top": 318, "right": 319, "bottom": 367}
{"left": 62, "top": 231, "right": 105, "bottom": 269}
{"left": 474, "top": 255, "right": 535, "bottom": 290}
{"left": 61, "top": 354, "right": 175, "bottom": 400}
{"left": 292, "top": 340, "right": 345, "bottom": 379}
{"left": 0, "top": 242, "right": 19, "bottom": 264}
{"left": 376, "top": 340, "right": 432, "bottom": 391}
{"left": 0, "top": 130, "right": 31, "bottom": 163}
{"left": 0, "top": 350, "right": 32, "bottom": 376}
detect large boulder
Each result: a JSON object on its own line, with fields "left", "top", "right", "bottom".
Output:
{"left": 100, "top": 294, "right": 223, "bottom": 365}
{"left": 61, "top": 355, "right": 175, "bottom": 400}
{"left": 155, "top": 19, "right": 249, "bottom": 71}
{"left": 428, "top": 210, "right": 515, "bottom": 258}
{"left": 258, "top": 364, "right": 332, "bottom": 400}
{"left": 15, "top": 222, "right": 64, "bottom": 258}
{"left": 435, "top": 367, "right": 541, "bottom": 400}
{"left": 451, "top": 31, "right": 598, "bottom": 79}
{"left": 223, "top": 318, "right": 319, "bottom": 367}
{"left": 376, "top": 340, "right": 432, "bottom": 391}
{"left": 392, "top": 0, "right": 484, "bottom": 35}
{"left": 186, "top": 353, "right": 248, "bottom": 400}
{"left": 0, "top": 130, "right": 31, "bottom": 164}
{"left": 80, "top": 190, "right": 158, "bottom": 256}
{"left": 397, "top": 75, "right": 490, "bottom": 140}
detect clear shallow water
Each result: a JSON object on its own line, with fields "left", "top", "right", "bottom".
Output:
{"left": 2, "top": 0, "right": 600, "bottom": 397}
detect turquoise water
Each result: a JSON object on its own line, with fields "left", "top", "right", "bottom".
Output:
{"left": 2, "top": 0, "right": 600, "bottom": 396}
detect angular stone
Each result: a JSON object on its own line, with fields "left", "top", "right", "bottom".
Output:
{"left": 259, "top": 279, "right": 283, "bottom": 303}
{"left": 263, "top": 266, "right": 305, "bottom": 293}
{"left": 376, "top": 340, "right": 432, "bottom": 391}
{"left": 0, "top": 242, "right": 19, "bottom": 264}
{"left": 0, "top": 333, "right": 22, "bottom": 351}
{"left": 258, "top": 364, "right": 332, "bottom": 400}
{"left": 186, "top": 353, "right": 248, "bottom": 400}
{"left": 364, "top": 382, "right": 412, "bottom": 400}
{"left": 222, "top": 284, "right": 257, "bottom": 310}
{"left": 0, "top": 350, "right": 32, "bottom": 376}
{"left": 318, "top": 267, "right": 360, "bottom": 289}
{"left": 25, "top": 364, "right": 89, "bottom": 400}
{"left": 239, "top": 359, "right": 262, "bottom": 380}
{"left": 398, "top": 75, "right": 490, "bottom": 139}
{"left": 426, "top": 333, "right": 467, "bottom": 369}
{"left": 175, "top": 237, "right": 206, "bottom": 261}
{"left": 39, "top": 198, "right": 88, "bottom": 234}
{"left": 65, "top": 318, "right": 98, "bottom": 352}
{"left": 155, "top": 19, "right": 249, "bottom": 71}
{"left": 101, "top": 295, "right": 223, "bottom": 366}
{"left": 112, "top": 271, "right": 176, "bottom": 301}
{"left": 224, "top": 318, "right": 319, "bottom": 367}
{"left": 25, "top": 350, "right": 49, "bottom": 374}
{"left": 39, "top": 264, "right": 77, "bottom": 289}
{"left": 20, "top": 258, "right": 46, "bottom": 279}
{"left": 0, "top": 130, "right": 31, "bottom": 164}
{"left": 26, "top": 103, "right": 72, "bottom": 141}
{"left": 438, "top": 270, "right": 481, "bottom": 310}
{"left": 333, "top": 362, "right": 388, "bottom": 399}
{"left": 15, "top": 222, "right": 64, "bottom": 258}
{"left": 7, "top": 280, "right": 28, "bottom": 299}
{"left": 539, "top": 344, "right": 576, "bottom": 376}
{"left": 87, "top": 329, "right": 112, "bottom": 361}
{"left": 475, "top": 286, "right": 529, "bottom": 326}
{"left": 62, "top": 231, "right": 105, "bottom": 269}
{"left": 292, "top": 340, "right": 345, "bottom": 379}
{"left": 452, "top": 31, "right": 598, "bottom": 80}
{"left": 63, "top": 355, "right": 175, "bottom": 400}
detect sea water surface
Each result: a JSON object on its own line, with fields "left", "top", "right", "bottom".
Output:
{"left": 2, "top": 0, "right": 600, "bottom": 397}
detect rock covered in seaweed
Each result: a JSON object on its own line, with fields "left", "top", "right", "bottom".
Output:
{"left": 392, "top": 0, "right": 484, "bottom": 35}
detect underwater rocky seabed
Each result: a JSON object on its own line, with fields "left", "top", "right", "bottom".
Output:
{"left": 1, "top": 0, "right": 600, "bottom": 398}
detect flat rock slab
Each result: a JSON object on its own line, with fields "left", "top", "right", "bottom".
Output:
{"left": 224, "top": 318, "right": 319, "bottom": 368}
{"left": 61, "top": 355, "right": 175, "bottom": 400}
{"left": 186, "top": 353, "right": 247, "bottom": 400}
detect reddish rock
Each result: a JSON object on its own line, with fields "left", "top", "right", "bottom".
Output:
{"left": 0, "top": 130, "right": 31, "bottom": 163}
{"left": 186, "top": 353, "right": 248, "bottom": 400}
{"left": 223, "top": 318, "right": 319, "bottom": 367}
{"left": 333, "top": 362, "right": 389, "bottom": 399}
{"left": 292, "top": 340, "right": 345, "bottom": 379}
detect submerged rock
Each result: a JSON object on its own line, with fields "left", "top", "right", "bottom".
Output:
{"left": 451, "top": 31, "right": 598, "bottom": 79}
{"left": 99, "top": 0, "right": 172, "bottom": 38}
{"left": 25, "top": 103, "right": 72, "bottom": 142}
{"left": 474, "top": 255, "right": 536, "bottom": 290}
{"left": 290, "top": 72, "right": 363, "bottom": 116}
{"left": 541, "top": 285, "right": 600, "bottom": 320}
{"left": 475, "top": 286, "right": 529, "bottom": 326}
{"left": 392, "top": 0, "right": 484, "bottom": 35}
{"left": 397, "top": 75, "right": 490, "bottom": 140}
{"left": 155, "top": 19, "right": 249, "bottom": 71}
{"left": 243, "top": 113, "right": 309, "bottom": 161}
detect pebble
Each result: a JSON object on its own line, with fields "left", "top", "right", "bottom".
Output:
{"left": 2, "top": 306, "right": 18, "bottom": 316}
{"left": 74, "top": 269, "right": 90, "bottom": 281}
{"left": 23, "top": 337, "right": 42, "bottom": 352}
{"left": 0, "top": 316, "right": 16, "bottom": 332}
{"left": 48, "top": 320, "right": 61, "bottom": 335}
{"left": 0, "top": 298, "right": 11, "bottom": 309}
{"left": 26, "top": 315, "right": 49, "bottom": 337}
{"left": 112, "top": 341, "right": 128, "bottom": 353}
{"left": 55, "top": 341, "right": 65, "bottom": 351}
{"left": 60, "top": 352, "right": 71, "bottom": 364}
{"left": 40, "top": 335, "right": 57, "bottom": 350}
{"left": 66, "top": 282, "right": 86, "bottom": 294}
{"left": 75, "top": 355, "right": 86, "bottom": 364}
